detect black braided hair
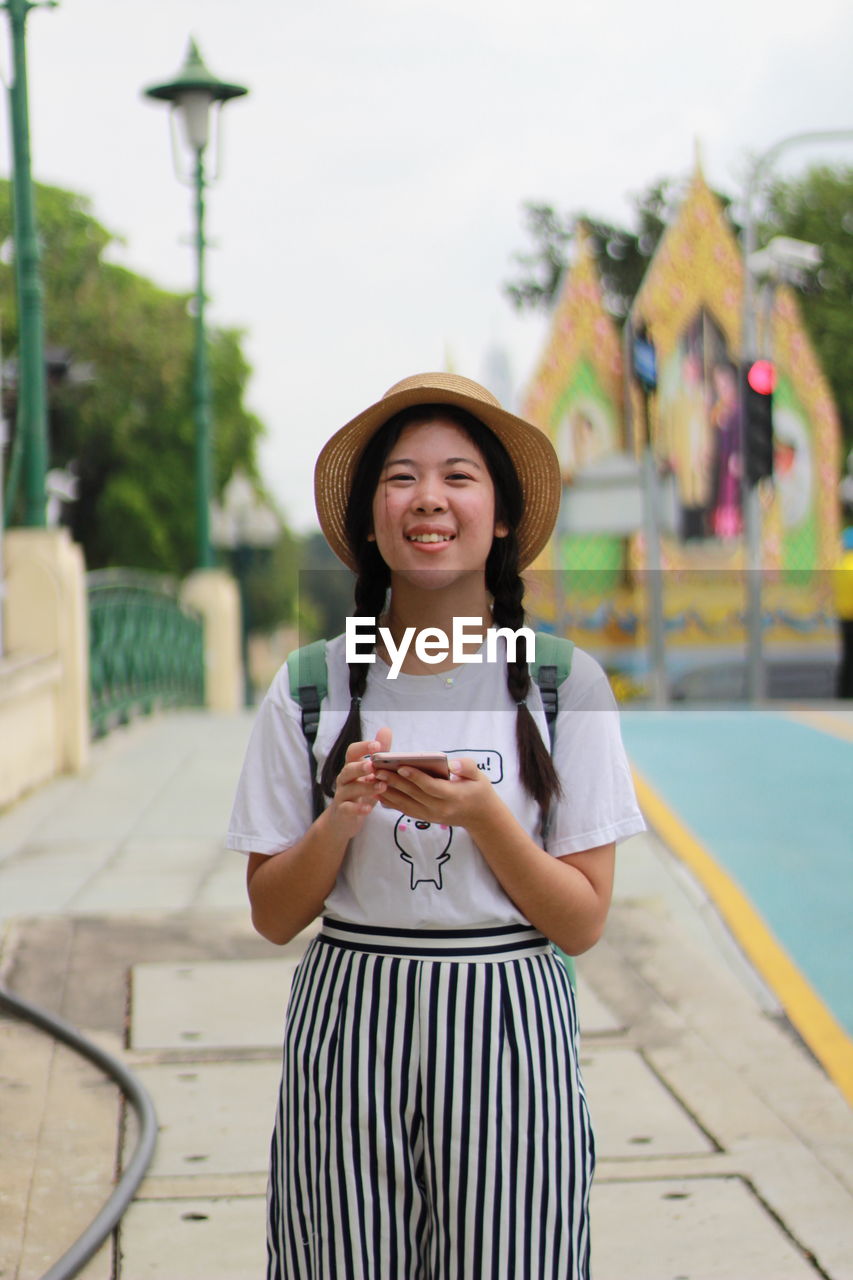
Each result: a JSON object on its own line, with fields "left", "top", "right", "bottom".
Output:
{"left": 319, "top": 404, "right": 562, "bottom": 828}
{"left": 487, "top": 532, "right": 563, "bottom": 829}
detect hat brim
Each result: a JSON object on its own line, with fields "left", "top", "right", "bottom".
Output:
{"left": 314, "top": 382, "right": 561, "bottom": 572}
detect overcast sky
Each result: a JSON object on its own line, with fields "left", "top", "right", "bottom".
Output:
{"left": 4, "top": 0, "right": 853, "bottom": 531}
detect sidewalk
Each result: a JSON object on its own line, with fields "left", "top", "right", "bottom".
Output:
{"left": 1, "top": 709, "right": 852, "bottom": 1279}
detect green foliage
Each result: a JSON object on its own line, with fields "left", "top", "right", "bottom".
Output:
{"left": 297, "top": 530, "right": 356, "bottom": 641}
{"left": 0, "top": 180, "right": 265, "bottom": 572}
{"left": 241, "top": 524, "right": 302, "bottom": 634}
{"left": 504, "top": 203, "right": 575, "bottom": 312}
{"left": 761, "top": 165, "right": 853, "bottom": 451}
{"left": 504, "top": 178, "right": 739, "bottom": 319}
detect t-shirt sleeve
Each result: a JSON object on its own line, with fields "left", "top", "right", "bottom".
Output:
{"left": 545, "top": 649, "right": 646, "bottom": 857}
{"left": 226, "top": 667, "right": 316, "bottom": 856}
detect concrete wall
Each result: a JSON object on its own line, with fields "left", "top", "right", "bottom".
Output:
{"left": 0, "top": 529, "right": 90, "bottom": 810}
{"left": 181, "top": 569, "right": 242, "bottom": 713}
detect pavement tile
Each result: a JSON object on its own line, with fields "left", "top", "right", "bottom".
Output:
{"left": 129, "top": 1061, "right": 280, "bottom": 1178}
{"left": 130, "top": 958, "right": 300, "bottom": 1051}
{"left": 575, "top": 975, "right": 623, "bottom": 1035}
{"left": 0, "top": 1020, "right": 119, "bottom": 1280}
{"left": 117, "top": 1196, "right": 267, "bottom": 1279}
{"left": 582, "top": 1046, "right": 716, "bottom": 1159}
{"left": 590, "top": 1176, "right": 820, "bottom": 1280}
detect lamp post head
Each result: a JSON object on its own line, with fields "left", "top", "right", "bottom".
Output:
{"left": 143, "top": 38, "right": 248, "bottom": 151}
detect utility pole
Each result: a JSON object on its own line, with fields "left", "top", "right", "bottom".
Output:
{"left": 1, "top": 0, "right": 55, "bottom": 528}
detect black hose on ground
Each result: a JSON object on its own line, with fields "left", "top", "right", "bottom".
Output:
{"left": 0, "top": 982, "right": 157, "bottom": 1280}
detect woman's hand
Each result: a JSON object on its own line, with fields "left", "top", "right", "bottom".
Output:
{"left": 376, "top": 755, "right": 499, "bottom": 828}
{"left": 328, "top": 727, "right": 393, "bottom": 840}
{"left": 377, "top": 754, "right": 614, "bottom": 955}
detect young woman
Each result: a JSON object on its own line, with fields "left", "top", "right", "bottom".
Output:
{"left": 227, "top": 372, "right": 645, "bottom": 1279}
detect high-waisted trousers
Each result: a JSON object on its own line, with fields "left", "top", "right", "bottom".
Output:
{"left": 266, "top": 920, "right": 595, "bottom": 1279}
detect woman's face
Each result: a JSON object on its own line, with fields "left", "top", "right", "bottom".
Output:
{"left": 369, "top": 417, "right": 507, "bottom": 590}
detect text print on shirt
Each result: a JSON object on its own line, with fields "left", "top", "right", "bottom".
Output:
{"left": 346, "top": 615, "right": 535, "bottom": 678}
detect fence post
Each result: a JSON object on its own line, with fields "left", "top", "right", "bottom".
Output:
{"left": 4, "top": 527, "right": 90, "bottom": 771}
{"left": 180, "top": 568, "right": 242, "bottom": 711}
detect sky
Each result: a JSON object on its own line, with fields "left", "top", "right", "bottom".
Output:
{"left": 3, "top": 0, "right": 853, "bottom": 532}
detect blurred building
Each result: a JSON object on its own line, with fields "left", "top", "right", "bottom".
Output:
{"left": 523, "top": 168, "right": 842, "bottom": 693}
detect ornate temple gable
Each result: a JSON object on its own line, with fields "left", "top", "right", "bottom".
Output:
{"left": 769, "top": 283, "right": 842, "bottom": 569}
{"left": 521, "top": 223, "right": 624, "bottom": 453}
{"left": 631, "top": 168, "right": 743, "bottom": 360}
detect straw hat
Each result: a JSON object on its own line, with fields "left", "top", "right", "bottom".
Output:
{"left": 314, "top": 372, "right": 561, "bottom": 571}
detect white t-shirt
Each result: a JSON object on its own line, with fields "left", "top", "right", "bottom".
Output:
{"left": 227, "top": 634, "right": 645, "bottom": 930}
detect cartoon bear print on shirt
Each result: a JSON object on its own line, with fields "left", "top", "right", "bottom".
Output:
{"left": 394, "top": 815, "right": 453, "bottom": 890}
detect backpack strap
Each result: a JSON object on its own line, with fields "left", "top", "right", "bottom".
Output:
{"left": 287, "top": 640, "right": 328, "bottom": 818}
{"left": 531, "top": 631, "right": 576, "bottom": 989}
{"left": 531, "top": 632, "right": 574, "bottom": 750}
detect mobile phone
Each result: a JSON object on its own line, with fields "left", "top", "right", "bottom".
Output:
{"left": 370, "top": 752, "right": 450, "bottom": 780}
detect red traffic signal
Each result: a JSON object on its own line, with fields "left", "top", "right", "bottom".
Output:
{"left": 741, "top": 361, "right": 775, "bottom": 485}
{"left": 747, "top": 359, "right": 776, "bottom": 396}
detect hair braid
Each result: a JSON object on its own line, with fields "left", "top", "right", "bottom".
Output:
{"left": 489, "top": 548, "right": 562, "bottom": 832}
{"left": 319, "top": 566, "right": 389, "bottom": 798}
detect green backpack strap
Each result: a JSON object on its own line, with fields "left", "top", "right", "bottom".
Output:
{"left": 287, "top": 640, "right": 328, "bottom": 818}
{"left": 531, "top": 631, "right": 577, "bottom": 989}
{"left": 531, "top": 632, "right": 574, "bottom": 750}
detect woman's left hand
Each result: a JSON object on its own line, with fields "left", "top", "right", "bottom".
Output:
{"left": 375, "top": 756, "right": 498, "bottom": 827}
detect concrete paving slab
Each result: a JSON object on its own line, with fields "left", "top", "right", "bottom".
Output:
{"left": 194, "top": 858, "right": 252, "bottom": 911}
{"left": 118, "top": 1196, "right": 267, "bottom": 1279}
{"left": 129, "top": 951, "right": 622, "bottom": 1054}
{"left": 71, "top": 865, "right": 216, "bottom": 914}
{"left": 612, "top": 831, "right": 781, "bottom": 1014}
{"left": 0, "top": 842, "right": 117, "bottom": 920}
{"left": 590, "top": 1176, "right": 819, "bottom": 1280}
{"left": 130, "top": 1061, "right": 280, "bottom": 1177}
{"left": 0, "top": 1020, "right": 119, "bottom": 1280}
{"left": 130, "top": 1045, "right": 716, "bottom": 1182}
{"left": 575, "top": 974, "right": 623, "bottom": 1035}
{"left": 582, "top": 1047, "right": 716, "bottom": 1159}
{"left": 130, "top": 959, "right": 299, "bottom": 1050}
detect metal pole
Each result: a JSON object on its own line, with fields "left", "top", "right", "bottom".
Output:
{"left": 192, "top": 147, "right": 213, "bottom": 569}
{"left": 640, "top": 387, "right": 667, "bottom": 707}
{"left": 623, "top": 318, "right": 667, "bottom": 706}
{"left": 741, "top": 128, "right": 853, "bottom": 702}
{"left": 2, "top": 0, "right": 51, "bottom": 528}
{"left": 741, "top": 162, "right": 765, "bottom": 702}
{"left": 233, "top": 541, "right": 252, "bottom": 705}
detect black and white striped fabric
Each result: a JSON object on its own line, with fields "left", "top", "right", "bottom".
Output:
{"left": 267, "top": 921, "right": 595, "bottom": 1278}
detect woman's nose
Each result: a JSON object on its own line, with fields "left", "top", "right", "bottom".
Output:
{"left": 412, "top": 482, "right": 447, "bottom": 512}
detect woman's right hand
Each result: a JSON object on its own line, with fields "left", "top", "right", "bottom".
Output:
{"left": 328, "top": 727, "right": 393, "bottom": 840}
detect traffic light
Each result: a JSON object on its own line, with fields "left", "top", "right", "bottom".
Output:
{"left": 742, "top": 359, "right": 775, "bottom": 485}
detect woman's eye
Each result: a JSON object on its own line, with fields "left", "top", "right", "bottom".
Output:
{"left": 386, "top": 472, "right": 414, "bottom": 483}
{"left": 447, "top": 472, "right": 473, "bottom": 482}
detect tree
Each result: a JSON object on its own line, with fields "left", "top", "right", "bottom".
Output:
{"left": 297, "top": 530, "right": 355, "bottom": 642}
{"left": 0, "top": 180, "right": 265, "bottom": 572}
{"left": 761, "top": 165, "right": 853, "bottom": 451}
{"left": 504, "top": 180, "right": 690, "bottom": 318}
{"left": 504, "top": 178, "right": 742, "bottom": 320}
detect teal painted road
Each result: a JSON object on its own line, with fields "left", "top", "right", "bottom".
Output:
{"left": 620, "top": 709, "right": 853, "bottom": 1036}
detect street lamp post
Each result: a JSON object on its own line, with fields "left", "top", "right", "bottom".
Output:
{"left": 211, "top": 470, "right": 280, "bottom": 705}
{"left": 740, "top": 128, "right": 853, "bottom": 701}
{"left": 1, "top": 0, "right": 56, "bottom": 529}
{"left": 143, "top": 40, "right": 247, "bottom": 570}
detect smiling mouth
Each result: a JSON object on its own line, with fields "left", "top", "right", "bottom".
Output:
{"left": 406, "top": 533, "right": 456, "bottom": 544}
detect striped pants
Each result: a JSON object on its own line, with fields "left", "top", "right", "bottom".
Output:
{"left": 267, "top": 921, "right": 595, "bottom": 1279}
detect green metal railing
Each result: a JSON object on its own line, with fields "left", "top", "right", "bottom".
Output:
{"left": 87, "top": 570, "right": 205, "bottom": 737}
